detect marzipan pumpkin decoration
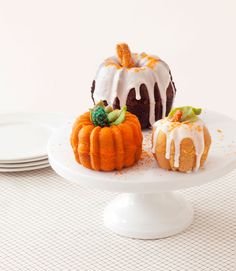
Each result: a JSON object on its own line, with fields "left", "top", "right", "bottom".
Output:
{"left": 70, "top": 101, "right": 143, "bottom": 171}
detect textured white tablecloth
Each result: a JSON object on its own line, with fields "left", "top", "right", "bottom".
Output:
{"left": 0, "top": 167, "right": 235, "bottom": 271}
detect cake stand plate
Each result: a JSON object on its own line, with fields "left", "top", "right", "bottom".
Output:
{"left": 47, "top": 111, "right": 236, "bottom": 239}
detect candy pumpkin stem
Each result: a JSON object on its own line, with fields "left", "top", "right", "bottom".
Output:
{"left": 116, "top": 43, "right": 134, "bottom": 68}
{"left": 170, "top": 110, "right": 183, "bottom": 122}
{"left": 91, "top": 106, "right": 109, "bottom": 127}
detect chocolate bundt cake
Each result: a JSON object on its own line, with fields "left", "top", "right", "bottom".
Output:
{"left": 91, "top": 43, "right": 176, "bottom": 129}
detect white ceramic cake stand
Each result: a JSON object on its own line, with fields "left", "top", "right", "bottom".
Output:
{"left": 47, "top": 111, "right": 236, "bottom": 239}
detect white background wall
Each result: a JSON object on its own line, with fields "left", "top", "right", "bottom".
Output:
{"left": 0, "top": 0, "right": 235, "bottom": 117}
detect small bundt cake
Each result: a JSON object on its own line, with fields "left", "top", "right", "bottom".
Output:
{"left": 152, "top": 106, "right": 211, "bottom": 172}
{"left": 91, "top": 43, "right": 176, "bottom": 129}
{"left": 70, "top": 102, "right": 143, "bottom": 171}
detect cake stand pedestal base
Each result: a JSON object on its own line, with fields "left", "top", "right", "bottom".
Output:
{"left": 103, "top": 192, "right": 193, "bottom": 239}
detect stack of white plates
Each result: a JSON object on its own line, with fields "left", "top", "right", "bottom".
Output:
{"left": 0, "top": 112, "right": 69, "bottom": 172}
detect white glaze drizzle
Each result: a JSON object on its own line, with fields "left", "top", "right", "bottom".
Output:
{"left": 152, "top": 118, "right": 205, "bottom": 172}
{"left": 93, "top": 53, "right": 175, "bottom": 126}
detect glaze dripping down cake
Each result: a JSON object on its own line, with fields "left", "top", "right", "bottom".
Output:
{"left": 152, "top": 106, "right": 211, "bottom": 172}
{"left": 91, "top": 43, "right": 177, "bottom": 129}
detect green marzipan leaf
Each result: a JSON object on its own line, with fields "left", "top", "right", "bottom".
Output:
{"left": 90, "top": 101, "right": 127, "bottom": 127}
{"left": 168, "top": 106, "right": 202, "bottom": 123}
{"left": 110, "top": 106, "right": 127, "bottom": 126}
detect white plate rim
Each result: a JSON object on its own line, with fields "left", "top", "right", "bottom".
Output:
{"left": 0, "top": 163, "right": 50, "bottom": 173}
{"left": 0, "top": 112, "right": 70, "bottom": 162}
{"left": 0, "top": 159, "right": 49, "bottom": 168}
{"left": 0, "top": 155, "right": 48, "bottom": 164}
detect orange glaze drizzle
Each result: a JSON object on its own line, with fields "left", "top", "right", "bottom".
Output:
{"left": 141, "top": 52, "right": 160, "bottom": 69}
{"left": 168, "top": 122, "right": 182, "bottom": 132}
{"left": 147, "top": 58, "right": 159, "bottom": 69}
{"left": 133, "top": 67, "right": 145, "bottom": 72}
{"left": 141, "top": 52, "right": 148, "bottom": 58}
{"left": 105, "top": 48, "right": 159, "bottom": 70}
{"left": 167, "top": 120, "right": 203, "bottom": 133}
{"left": 196, "top": 125, "right": 203, "bottom": 132}
{"left": 104, "top": 58, "right": 122, "bottom": 69}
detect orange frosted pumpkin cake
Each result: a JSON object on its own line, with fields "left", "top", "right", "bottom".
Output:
{"left": 71, "top": 101, "right": 143, "bottom": 171}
